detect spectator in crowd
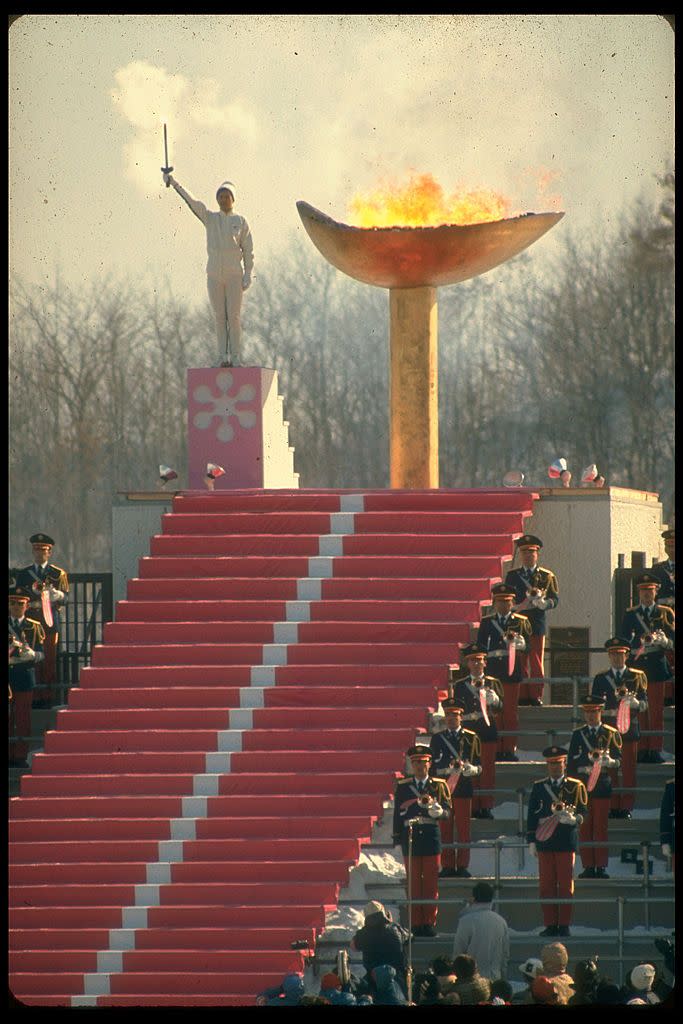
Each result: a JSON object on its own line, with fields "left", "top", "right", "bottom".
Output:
{"left": 512, "top": 957, "right": 543, "bottom": 1004}
{"left": 412, "top": 969, "right": 443, "bottom": 1006}
{"left": 621, "top": 573, "right": 675, "bottom": 764}
{"left": 451, "top": 954, "right": 491, "bottom": 1005}
{"left": 566, "top": 957, "right": 601, "bottom": 1005}
{"left": 451, "top": 880, "right": 509, "bottom": 981}
{"left": 620, "top": 963, "right": 661, "bottom": 1005}
{"left": 9, "top": 583, "right": 45, "bottom": 767}
{"left": 505, "top": 534, "right": 559, "bottom": 705}
{"left": 488, "top": 978, "right": 514, "bottom": 1004}
{"left": 255, "top": 971, "right": 305, "bottom": 1006}
{"left": 350, "top": 900, "right": 409, "bottom": 995}
{"left": 15, "top": 532, "right": 69, "bottom": 709}
{"left": 531, "top": 975, "right": 561, "bottom": 1005}
{"left": 540, "top": 942, "right": 574, "bottom": 1004}
{"left": 593, "top": 980, "right": 624, "bottom": 1005}
{"left": 430, "top": 955, "right": 458, "bottom": 995}
{"left": 371, "top": 964, "right": 407, "bottom": 1006}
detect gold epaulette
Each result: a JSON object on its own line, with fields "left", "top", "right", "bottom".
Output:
{"left": 602, "top": 723, "right": 619, "bottom": 734}
{"left": 567, "top": 777, "right": 588, "bottom": 804}
{"left": 626, "top": 604, "right": 639, "bottom": 613}
{"left": 462, "top": 728, "right": 477, "bottom": 738}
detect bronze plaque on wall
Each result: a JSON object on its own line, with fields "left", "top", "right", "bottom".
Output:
{"left": 549, "top": 627, "right": 590, "bottom": 678}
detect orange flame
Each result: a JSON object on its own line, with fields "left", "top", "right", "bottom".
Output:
{"left": 348, "top": 172, "right": 514, "bottom": 228}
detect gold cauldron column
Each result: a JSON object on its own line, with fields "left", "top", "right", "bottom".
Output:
{"left": 296, "top": 201, "right": 564, "bottom": 490}
{"left": 390, "top": 286, "right": 438, "bottom": 488}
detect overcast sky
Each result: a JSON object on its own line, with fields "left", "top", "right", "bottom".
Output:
{"left": 9, "top": 14, "right": 674, "bottom": 306}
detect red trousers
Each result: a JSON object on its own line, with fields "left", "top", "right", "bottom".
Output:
{"left": 35, "top": 630, "right": 59, "bottom": 703}
{"left": 641, "top": 681, "right": 664, "bottom": 752}
{"left": 472, "top": 742, "right": 496, "bottom": 812}
{"left": 406, "top": 854, "right": 440, "bottom": 928}
{"left": 579, "top": 797, "right": 610, "bottom": 869}
{"left": 538, "top": 850, "right": 575, "bottom": 927}
{"left": 440, "top": 799, "right": 472, "bottom": 869}
{"left": 520, "top": 635, "right": 545, "bottom": 700}
{"left": 9, "top": 690, "right": 32, "bottom": 760}
{"left": 497, "top": 683, "right": 520, "bottom": 753}
{"left": 610, "top": 743, "right": 637, "bottom": 813}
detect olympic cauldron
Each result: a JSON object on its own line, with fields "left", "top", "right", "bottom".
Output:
{"left": 297, "top": 200, "right": 564, "bottom": 488}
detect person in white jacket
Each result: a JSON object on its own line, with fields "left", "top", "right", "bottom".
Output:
{"left": 163, "top": 174, "right": 254, "bottom": 366}
{"left": 451, "top": 881, "right": 510, "bottom": 982}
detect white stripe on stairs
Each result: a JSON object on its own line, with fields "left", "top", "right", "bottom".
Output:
{"left": 70, "top": 493, "right": 365, "bottom": 1005}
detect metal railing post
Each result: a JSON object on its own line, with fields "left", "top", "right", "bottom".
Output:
{"left": 617, "top": 895, "right": 625, "bottom": 987}
{"left": 493, "top": 839, "right": 502, "bottom": 911}
{"left": 641, "top": 841, "right": 651, "bottom": 931}
{"left": 516, "top": 788, "right": 526, "bottom": 872}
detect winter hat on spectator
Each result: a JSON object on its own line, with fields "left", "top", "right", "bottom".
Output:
{"left": 364, "top": 900, "right": 386, "bottom": 919}
{"left": 519, "top": 957, "right": 543, "bottom": 980}
{"left": 630, "top": 964, "right": 656, "bottom": 990}
{"left": 531, "top": 976, "right": 560, "bottom": 1005}
{"left": 282, "top": 973, "right": 305, "bottom": 997}
{"left": 320, "top": 972, "right": 341, "bottom": 992}
{"left": 541, "top": 942, "right": 569, "bottom": 973}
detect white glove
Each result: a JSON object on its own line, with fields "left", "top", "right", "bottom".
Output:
{"left": 638, "top": 701, "right": 648, "bottom": 713}
{"left": 242, "top": 273, "right": 252, "bottom": 291}
{"left": 533, "top": 597, "right": 550, "bottom": 610}
{"left": 512, "top": 634, "right": 526, "bottom": 650}
{"left": 18, "top": 646, "right": 35, "bottom": 662}
{"left": 163, "top": 172, "right": 175, "bottom": 187}
{"left": 528, "top": 842, "right": 537, "bottom": 858}
{"left": 428, "top": 801, "right": 444, "bottom": 818}
{"left": 461, "top": 762, "right": 479, "bottom": 777}
{"left": 485, "top": 688, "right": 499, "bottom": 706}
{"left": 579, "top": 765, "right": 591, "bottom": 775}
{"left": 662, "top": 844, "right": 672, "bottom": 858}
{"left": 48, "top": 587, "right": 64, "bottom": 603}
{"left": 628, "top": 695, "right": 641, "bottom": 709}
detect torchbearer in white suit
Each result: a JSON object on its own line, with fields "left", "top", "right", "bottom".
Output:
{"left": 164, "top": 172, "right": 254, "bottom": 367}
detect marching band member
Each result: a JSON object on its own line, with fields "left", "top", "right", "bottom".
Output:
{"left": 591, "top": 637, "right": 648, "bottom": 819}
{"left": 392, "top": 745, "right": 452, "bottom": 937}
{"left": 9, "top": 583, "right": 45, "bottom": 766}
{"left": 505, "top": 535, "right": 559, "bottom": 705}
{"left": 430, "top": 699, "right": 482, "bottom": 879}
{"left": 526, "top": 745, "right": 587, "bottom": 938}
{"left": 651, "top": 528, "right": 675, "bottom": 706}
{"left": 450, "top": 644, "right": 503, "bottom": 820}
{"left": 568, "top": 695, "right": 622, "bottom": 879}
{"left": 621, "top": 573, "right": 675, "bottom": 764}
{"left": 15, "top": 533, "right": 69, "bottom": 709}
{"left": 477, "top": 583, "right": 531, "bottom": 761}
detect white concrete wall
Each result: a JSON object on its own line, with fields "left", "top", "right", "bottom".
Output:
{"left": 112, "top": 496, "right": 175, "bottom": 610}
{"left": 506, "top": 486, "right": 667, "bottom": 676}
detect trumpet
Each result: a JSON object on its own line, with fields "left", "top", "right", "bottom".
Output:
{"left": 418, "top": 793, "right": 433, "bottom": 807}
{"left": 551, "top": 800, "right": 566, "bottom": 813}
{"left": 616, "top": 684, "right": 630, "bottom": 698}
{"left": 589, "top": 747, "right": 607, "bottom": 762}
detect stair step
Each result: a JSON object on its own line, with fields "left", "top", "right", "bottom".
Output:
{"left": 90, "top": 642, "right": 463, "bottom": 667}
{"left": 10, "top": 880, "right": 340, "bottom": 908}
{"left": 160, "top": 510, "right": 527, "bottom": 535}
{"left": 149, "top": 533, "right": 514, "bottom": 557}
{"left": 138, "top": 554, "right": 504, "bottom": 579}
{"left": 115, "top": 598, "right": 482, "bottom": 622}
{"left": 126, "top": 577, "right": 494, "bottom": 600}
{"left": 66, "top": 684, "right": 437, "bottom": 710}
{"left": 10, "top": 860, "right": 353, "bottom": 886}
{"left": 102, "top": 621, "right": 471, "bottom": 645}
{"left": 78, "top": 663, "right": 446, "bottom": 686}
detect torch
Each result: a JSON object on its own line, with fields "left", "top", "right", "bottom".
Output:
{"left": 161, "top": 123, "right": 173, "bottom": 185}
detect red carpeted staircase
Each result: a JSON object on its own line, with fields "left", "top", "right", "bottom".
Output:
{"left": 9, "top": 488, "right": 537, "bottom": 1006}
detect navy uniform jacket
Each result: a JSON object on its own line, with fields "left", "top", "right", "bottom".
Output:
{"left": 15, "top": 563, "right": 69, "bottom": 633}
{"left": 392, "top": 775, "right": 452, "bottom": 857}
{"left": 591, "top": 667, "right": 648, "bottom": 742}
{"left": 476, "top": 612, "right": 531, "bottom": 683}
{"left": 659, "top": 780, "right": 675, "bottom": 855}
{"left": 650, "top": 560, "right": 675, "bottom": 607}
{"left": 620, "top": 603, "right": 675, "bottom": 682}
{"left": 429, "top": 727, "right": 481, "bottom": 799}
{"left": 504, "top": 565, "right": 559, "bottom": 636}
{"left": 451, "top": 675, "right": 503, "bottom": 743}
{"left": 8, "top": 615, "right": 46, "bottom": 693}
{"left": 527, "top": 775, "right": 587, "bottom": 853}
{"left": 567, "top": 724, "right": 622, "bottom": 800}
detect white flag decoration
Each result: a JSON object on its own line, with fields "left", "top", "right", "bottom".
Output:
{"left": 206, "top": 463, "right": 225, "bottom": 479}
{"left": 159, "top": 465, "right": 178, "bottom": 484}
{"left": 548, "top": 457, "right": 568, "bottom": 479}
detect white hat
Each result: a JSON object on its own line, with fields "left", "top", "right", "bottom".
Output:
{"left": 216, "top": 180, "right": 236, "bottom": 200}
{"left": 519, "top": 957, "right": 543, "bottom": 980}
{"left": 630, "top": 964, "right": 656, "bottom": 990}
{"left": 363, "top": 900, "right": 385, "bottom": 918}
